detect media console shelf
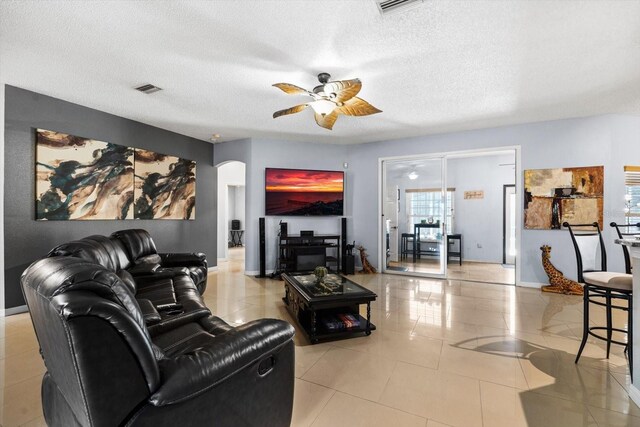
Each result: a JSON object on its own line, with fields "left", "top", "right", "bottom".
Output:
{"left": 278, "top": 234, "right": 341, "bottom": 273}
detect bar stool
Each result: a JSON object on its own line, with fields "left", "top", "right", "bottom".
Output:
{"left": 400, "top": 233, "right": 414, "bottom": 260}
{"left": 564, "top": 222, "right": 633, "bottom": 376}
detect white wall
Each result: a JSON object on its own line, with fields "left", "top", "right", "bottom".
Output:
{"left": 447, "top": 153, "right": 515, "bottom": 263}
{"left": 349, "top": 114, "right": 640, "bottom": 285}
{"left": 234, "top": 186, "right": 246, "bottom": 230}
{"left": 216, "top": 161, "right": 245, "bottom": 261}
{"left": 227, "top": 185, "right": 246, "bottom": 232}
{"left": 215, "top": 115, "right": 640, "bottom": 284}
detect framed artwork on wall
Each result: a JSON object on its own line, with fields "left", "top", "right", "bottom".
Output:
{"left": 524, "top": 166, "right": 604, "bottom": 229}
{"left": 36, "top": 129, "right": 134, "bottom": 220}
{"left": 133, "top": 149, "right": 196, "bottom": 220}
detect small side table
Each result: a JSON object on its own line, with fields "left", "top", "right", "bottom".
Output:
{"left": 230, "top": 229, "right": 244, "bottom": 247}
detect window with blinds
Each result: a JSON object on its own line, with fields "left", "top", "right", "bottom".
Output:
{"left": 625, "top": 166, "right": 640, "bottom": 224}
{"left": 405, "top": 188, "right": 455, "bottom": 234}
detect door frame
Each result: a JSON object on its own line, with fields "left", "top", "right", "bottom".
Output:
{"left": 377, "top": 145, "right": 522, "bottom": 285}
{"left": 503, "top": 184, "right": 516, "bottom": 265}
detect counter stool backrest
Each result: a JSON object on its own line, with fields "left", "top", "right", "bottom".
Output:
{"left": 610, "top": 222, "right": 640, "bottom": 274}
{"left": 563, "top": 222, "right": 606, "bottom": 283}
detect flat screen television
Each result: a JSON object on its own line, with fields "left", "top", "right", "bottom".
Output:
{"left": 265, "top": 168, "right": 344, "bottom": 216}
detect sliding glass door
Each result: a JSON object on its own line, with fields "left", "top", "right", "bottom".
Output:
{"left": 381, "top": 156, "right": 447, "bottom": 278}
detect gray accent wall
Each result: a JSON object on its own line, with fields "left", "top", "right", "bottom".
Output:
{"left": 4, "top": 85, "right": 216, "bottom": 309}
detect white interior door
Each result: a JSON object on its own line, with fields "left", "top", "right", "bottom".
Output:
{"left": 504, "top": 185, "right": 516, "bottom": 265}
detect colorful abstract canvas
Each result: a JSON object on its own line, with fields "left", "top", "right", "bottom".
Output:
{"left": 524, "top": 166, "right": 604, "bottom": 229}
{"left": 36, "top": 129, "right": 134, "bottom": 220}
{"left": 133, "top": 149, "right": 196, "bottom": 219}
{"left": 265, "top": 168, "right": 344, "bottom": 216}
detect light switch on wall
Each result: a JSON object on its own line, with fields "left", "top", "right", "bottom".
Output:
{"left": 477, "top": 243, "right": 483, "bottom": 248}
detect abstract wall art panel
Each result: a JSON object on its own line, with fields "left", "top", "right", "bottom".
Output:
{"left": 133, "top": 149, "right": 196, "bottom": 220}
{"left": 36, "top": 129, "right": 134, "bottom": 220}
{"left": 524, "top": 166, "right": 604, "bottom": 229}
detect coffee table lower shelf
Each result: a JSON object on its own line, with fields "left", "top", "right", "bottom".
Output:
{"left": 282, "top": 296, "right": 376, "bottom": 344}
{"left": 312, "top": 313, "right": 377, "bottom": 342}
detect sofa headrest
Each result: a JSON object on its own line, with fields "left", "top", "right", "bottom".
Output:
{"left": 22, "top": 256, "right": 146, "bottom": 331}
{"left": 111, "top": 229, "right": 158, "bottom": 262}
{"left": 48, "top": 235, "right": 132, "bottom": 272}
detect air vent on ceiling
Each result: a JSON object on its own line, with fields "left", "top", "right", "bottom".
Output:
{"left": 134, "top": 84, "right": 162, "bottom": 94}
{"left": 376, "top": 0, "right": 423, "bottom": 15}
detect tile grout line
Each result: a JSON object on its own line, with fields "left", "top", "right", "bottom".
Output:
{"left": 300, "top": 361, "right": 429, "bottom": 423}
{"left": 478, "top": 379, "right": 485, "bottom": 427}
{"left": 295, "top": 344, "right": 334, "bottom": 379}
{"left": 305, "top": 383, "right": 336, "bottom": 427}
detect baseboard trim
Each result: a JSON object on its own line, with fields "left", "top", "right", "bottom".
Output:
{"left": 518, "top": 281, "right": 544, "bottom": 289}
{"left": 460, "top": 259, "right": 503, "bottom": 264}
{"left": 629, "top": 384, "right": 640, "bottom": 408}
{"left": 245, "top": 270, "right": 275, "bottom": 276}
{"left": 1, "top": 305, "right": 28, "bottom": 317}
{"left": 207, "top": 266, "right": 218, "bottom": 272}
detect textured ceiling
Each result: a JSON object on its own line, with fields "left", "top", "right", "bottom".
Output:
{"left": 1, "top": 1, "right": 639, "bottom": 145}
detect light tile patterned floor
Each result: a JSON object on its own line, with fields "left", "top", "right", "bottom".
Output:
{"left": 1, "top": 247, "right": 637, "bottom": 426}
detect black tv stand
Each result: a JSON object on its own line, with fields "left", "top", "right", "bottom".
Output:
{"left": 277, "top": 234, "right": 341, "bottom": 274}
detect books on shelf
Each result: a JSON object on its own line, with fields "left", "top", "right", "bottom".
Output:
{"left": 321, "top": 313, "right": 361, "bottom": 331}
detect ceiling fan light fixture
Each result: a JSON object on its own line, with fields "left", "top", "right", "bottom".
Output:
{"left": 272, "top": 72, "right": 381, "bottom": 130}
{"left": 408, "top": 171, "right": 419, "bottom": 180}
{"left": 309, "top": 99, "right": 336, "bottom": 116}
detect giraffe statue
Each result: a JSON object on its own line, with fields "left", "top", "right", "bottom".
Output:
{"left": 357, "top": 245, "right": 377, "bottom": 274}
{"left": 540, "top": 245, "right": 583, "bottom": 295}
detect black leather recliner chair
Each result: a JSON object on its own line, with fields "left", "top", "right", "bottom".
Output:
{"left": 21, "top": 256, "right": 295, "bottom": 426}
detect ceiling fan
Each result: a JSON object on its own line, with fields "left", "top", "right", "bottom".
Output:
{"left": 272, "top": 73, "right": 382, "bottom": 130}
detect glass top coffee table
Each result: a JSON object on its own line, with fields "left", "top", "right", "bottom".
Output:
{"left": 282, "top": 273, "right": 377, "bottom": 344}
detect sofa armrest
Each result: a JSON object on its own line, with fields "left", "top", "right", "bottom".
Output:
{"left": 159, "top": 252, "right": 207, "bottom": 268}
{"left": 132, "top": 268, "right": 189, "bottom": 284}
{"left": 147, "top": 307, "right": 211, "bottom": 337}
{"left": 149, "top": 319, "right": 295, "bottom": 406}
{"left": 137, "top": 299, "right": 162, "bottom": 325}
{"left": 127, "top": 263, "right": 161, "bottom": 276}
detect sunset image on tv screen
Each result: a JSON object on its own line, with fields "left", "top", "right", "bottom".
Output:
{"left": 265, "top": 168, "right": 344, "bottom": 216}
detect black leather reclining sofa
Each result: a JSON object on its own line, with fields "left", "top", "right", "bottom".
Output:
{"left": 21, "top": 230, "right": 295, "bottom": 427}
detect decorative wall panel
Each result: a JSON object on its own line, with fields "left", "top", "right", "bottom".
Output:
{"left": 36, "top": 129, "right": 134, "bottom": 220}
{"left": 134, "top": 149, "right": 196, "bottom": 219}
{"left": 524, "top": 166, "right": 604, "bottom": 229}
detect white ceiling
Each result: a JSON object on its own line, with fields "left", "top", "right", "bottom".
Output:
{"left": 1, "top": 1, "right": 639, "bottom": 145}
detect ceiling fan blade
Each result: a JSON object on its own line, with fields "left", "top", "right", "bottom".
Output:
{"left": 335, "top": 97, "right": 382, "bottom": 116}
{"left": 273, "top": 104, "right": 308, "bottom": 119}
{"left": 322, "top": 79, "right": 361, "bottom": 103}
{"left": 272, "top": 83, "right": 312, "bottom": 96}
{"left": 314, "top": 111, "right": 339, "bottom": 130}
